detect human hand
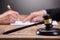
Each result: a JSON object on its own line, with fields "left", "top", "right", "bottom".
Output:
{"left": 23, "top": 10, "right": 46, "bottom": 22}
{"left": 0, "top": 10, "right": 20, "bottom": 24}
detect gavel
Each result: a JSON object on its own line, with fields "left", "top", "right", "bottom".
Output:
{"left": 36, "top": 14, "right": 60, "bottom": 36}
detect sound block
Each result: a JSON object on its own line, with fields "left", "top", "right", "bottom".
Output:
{"left": 36, "top": 28, "right": 60, "bottom": 36}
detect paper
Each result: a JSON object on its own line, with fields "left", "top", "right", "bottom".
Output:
{"left": 10, "top": 21, "right": 34, "bottom": 26}
{"left": 52, "top": 20, "right": 58, "bottom": 25}
{"left": 10, "top": 20, "right": 58, "bottom": 26}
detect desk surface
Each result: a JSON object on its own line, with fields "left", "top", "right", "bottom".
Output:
{"left": 0, "top": 15, "right": 60, "bottom": 39}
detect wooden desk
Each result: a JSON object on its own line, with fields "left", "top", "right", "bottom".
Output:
{"left": 0, "top": 15, "right": 60, "bottom": 40}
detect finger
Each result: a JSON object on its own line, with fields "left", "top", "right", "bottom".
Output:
{"left": 6, "top": 10, "right": 20, "bottom": 20}
{"left": 8, "top": 12, "right": 20, "bottom": 20}
{"left": 23, "top": 14, "right": 36, "bottom": 22}
{"left": 9, "top": 15, "right": 17, "bottom": 23}
{"left": 32, "top": 16, "right": 44, "bottom": 22}
{"left": 9, "top": 14, "right": 17, "bottom": 19}
{"left": 2, "top": 10, "right": 19, "bottom": 19}
{"left": 11, "top": 11, "right": 20, "bottom": 20}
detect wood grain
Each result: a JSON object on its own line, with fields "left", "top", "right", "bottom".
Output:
{"left": 0, "top": 15, "right": 60, "bottom": 40}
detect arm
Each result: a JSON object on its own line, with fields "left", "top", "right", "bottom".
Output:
{"left": 23, "top": 8, "right": 60, "bottom": 22}
{"left": 46, "top": 8, "right": 60, "bottom": 21}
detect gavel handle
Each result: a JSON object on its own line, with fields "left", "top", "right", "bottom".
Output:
{"left": 3, "top": 22, "right": 44, "bottom": 35}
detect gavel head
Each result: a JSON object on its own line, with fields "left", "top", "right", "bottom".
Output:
{"left": 43, "top": 14, "right": 53, "bottom": 30}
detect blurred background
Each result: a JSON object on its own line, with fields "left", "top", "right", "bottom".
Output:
{"left": 0, "top": 0, "right": 60, "bottom": 14}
